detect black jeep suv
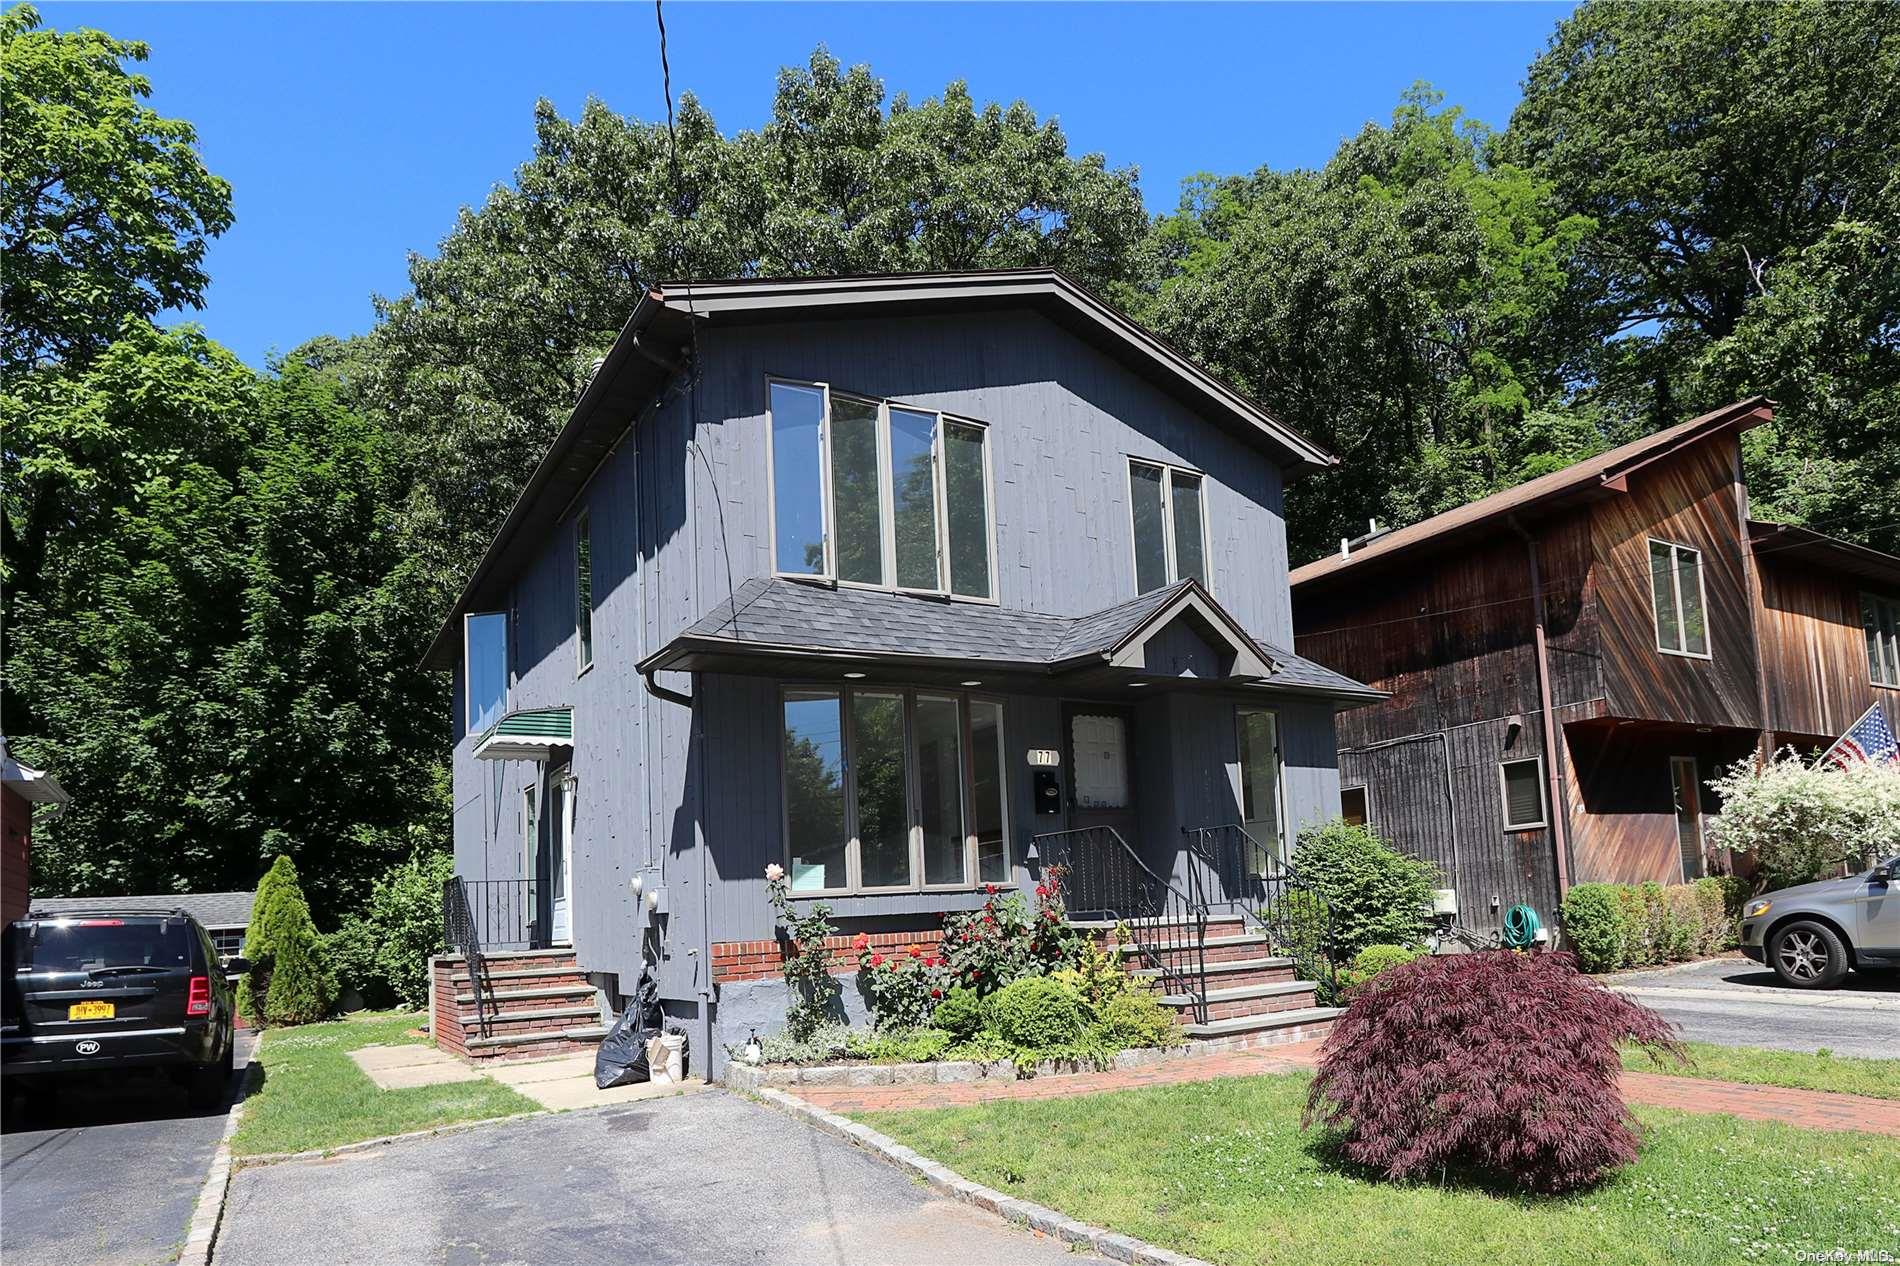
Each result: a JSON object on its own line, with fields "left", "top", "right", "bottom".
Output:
{"left": 2, "top": 908, "right": 246, "bottom": 1108}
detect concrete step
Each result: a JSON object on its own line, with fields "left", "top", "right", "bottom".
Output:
{"left": 1181, "top": 1006, "right": 1340, "bottom": 1043}
{"left": 450, "top": 965, "right": 589, "bottom": 987}
{"left": 1129, "top": 955, "right": 1297, "bottom": 983}
{"left": 1156, "top": 980, "right": 1317, "bottom": 1007}
{"left": 439, "top": 947, "right": 578, "bottom": 964}
{"left": 454, "top": 984, "right": 596, "bottom": 1006}
{"left": 465, "top": 1024, "right": 610, "bottom": 1053}
{"left": 457, "top": 1004, "right": 601, "bottom": 1027}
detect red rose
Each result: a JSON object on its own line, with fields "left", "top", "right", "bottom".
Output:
{"left": 931, "top": 989, "right": 943, "bottom": 999}
{"left": 869, "top": 953, "right": 884, "bottom": 967}
{"left": 852, "top": 932, "right": 869, "bottom": 951}
{"left": 908, "top": 944, "right": 922, "bottom": 958}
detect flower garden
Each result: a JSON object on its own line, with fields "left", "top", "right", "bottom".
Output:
{"left": 733, "top": 870, "right": 1183, "bottom": 1078}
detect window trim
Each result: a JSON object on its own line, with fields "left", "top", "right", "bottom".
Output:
{"left": 1864, "top": 591, "right": 1900, "bottom": 689}
{"left": 765, "top": 376, "right": 999, "bottom": 604}
{"left": 1127, "top": 457, "right": 1211, "bottom": 594}
{"left": 521, "top": 778, "right": 539, "bottom": 881}
{"left": 1647, "top": 537, "right": 1712, "bottom": 660}
{"left": 1498, "top": 756, "right": 1548, "bottom": 831}
{"left": 462, "top": 610, "right": 509, "bottom": 735}
{"left": 778, "top": 684, "right": 1011, "bottom": 898}
{"left": 574, "top": 510, "right": 594, "bottom": 677}
{"left": 1340, "top": 783, "right": 1372, "bottom": 827}
{"left": 1669, "top": 754, "right": 1705, "bottom": 883}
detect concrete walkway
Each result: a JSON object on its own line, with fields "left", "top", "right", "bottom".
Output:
{"left": 794, "top": 1038, "right": 1900, "bottom": 1138}
{"left": 350, "top": 1043, "right": 705, "bottom": 1111}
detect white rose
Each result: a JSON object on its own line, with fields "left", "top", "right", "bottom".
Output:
{"left": 764, "top": 863, "right": 785, "bottom": 882}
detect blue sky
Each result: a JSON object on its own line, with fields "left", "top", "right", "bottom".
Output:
{"left": 43, "top": 1, "right": 1574, "bottom": 368}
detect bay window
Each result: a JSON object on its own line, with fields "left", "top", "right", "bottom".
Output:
{"left": 767, "top": 378, "right": 996, "bottom": 600}
{"left": 1129, "top": 459, "right": 1208, "bottom": 593}
{"left": 780, "top": 687, "right": 1010, "bottom": 895}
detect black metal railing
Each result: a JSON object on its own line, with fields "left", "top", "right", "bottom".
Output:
{"left": 1032, "top": 826, "right": 1213, "bottom": 1024}
{"left": 440, "top": 877, "right": 542, "bottom": 1037}
{"left": 1183, "top": 824, "right": 1338, "bottom": 997}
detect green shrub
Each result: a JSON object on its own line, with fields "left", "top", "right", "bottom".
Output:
{"left": 1050, "top": 937, "right": 1128, "bottom": 1016}
{"left": 1339, "top": 943, "right": 1424, "bottom": 993}
{"left": 1560, "top": 884, "right": 1629, "bottom": 972}
{"left": 321, "top": 916, "right": 385, "bottom": 1008}
{"left": 1706, "top": 750, "right": 1900, "bottom": 888}
{"left": 986, "top": 976, "right": 1085, "bottom": 1047}
{"left": 263, "top": 929, "right": 330, "bottom": 1026}
{"left": 931, "top": 986, "right": 984, "bottom": 1039}
{"left": 1611, "top": 885, "right": 1651, "bottom": 967}
{"left": 240, "top": 855, "right": 327, "bottom": 1026}
{"left": 848, "top": 1027, "right": 953, "bottom": 1063}
{"left": 362, "top": 851, "right": 452, "bottom": 1008}
{"left": 1290, "top": 820, "right": 1436, "bottom": 959}
{"left": 1090, "top": 989, "right": 1181, "bottom": 1049}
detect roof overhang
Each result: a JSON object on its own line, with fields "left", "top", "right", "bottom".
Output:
{"left": 0, "top": 743, "right": 69, "bottom": 805}
{"left": 1749, "top": 520, "right": 1900, "bottom": 589}
{"left": 1291, "top": 397, "right": 1774, "bottom": 594}
{"left": 473, "top": 707, "right": 575, "bottom": 762}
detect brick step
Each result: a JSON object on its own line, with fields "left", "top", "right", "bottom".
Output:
{"left": 1183, "top": 987, "right": 1322, "bottom": 1023}
{"left": 453, "top": 984, "right": 596, "bottom": 1006}
{"left": 1071, "top": 915, "right": 1248, "bottom": 939}
{"left": 455, "top": 951, "right": 579, "bottom": 974}
{"left": 457, "top": 1003, "right": 602, "bottom": 1027}
{"left": 450, "top": 965, "right": 589, "bottom": 987}
{"left": 1157, "top": 979, "right": 1317, "bottom": 1008}
{"left": 1180, "top": 1007, "right": 1341, "bottom": 1046}
{"left": 1128, "top": 956, "right": 1299, "bottom": 992}
{"left": 1120, "top": 933, "right": 1272, "bottom": 967}
{"left": 464, "top": 1024, "right": 609, "bottom": 1059}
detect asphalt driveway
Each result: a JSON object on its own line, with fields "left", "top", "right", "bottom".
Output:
{"left": 215, "top": 1088, "right": 1104, "bottom": 1266}
{"left": 1, "top": 1031, "right": 256, "bottom": 1266}
{"left": 1607, "top": 955, "right": 1900, "bottom": 1057}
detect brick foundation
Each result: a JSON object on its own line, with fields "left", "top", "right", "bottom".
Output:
{"left": 712, "top": 929, "right": 946, "bottom": 983}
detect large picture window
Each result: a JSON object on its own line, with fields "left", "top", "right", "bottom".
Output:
{"left": 767, "top": 379, "right": 995, "bottom": 600}
{"left": 1864, "top": 593, "right": 1900, "bottom": 688}
{"left": 780, "top": 688, "right": 1009, "bottom": 895}
{"left": 1648, "top": 538, "right": 1710, "bottom": 658}
{"left": 1129, "top": 459, "right": 1207, "bottom": 594}
{"left": 464, "top": 611, "right": 508, "bottom": 733}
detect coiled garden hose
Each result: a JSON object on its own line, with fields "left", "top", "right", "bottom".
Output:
{"left": 1502, "top": 903, "right": 1543, "bottom": 949}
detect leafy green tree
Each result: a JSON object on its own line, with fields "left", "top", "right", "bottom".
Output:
{"left": 366, "top": 47, "right": 1147, "bottom": 601}
{"left": 0, "top": 3, "right": 233, "bottom": 374}
{"left": 1145, "top": 87, "right": 1600, "bottom": 562}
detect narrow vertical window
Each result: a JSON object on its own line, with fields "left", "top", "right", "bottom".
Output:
{"left": 889, "top": 407, "right": 942, "bottom": 590}
{"left": 464, "top": 612, "right": 508, "bottom": 734}
{"left": 783, "top": 691, "right": 846, "bottom": 892}
{"left": 916, "top": 695, "right": 966, "bottom": 886}
{"left": 829, "top": 395, "right": 884, "bottom": 585}
{"left": 969, "top": 700, "right": 1009, "bottom": 883}
{"left": 770, "top": 381, "right": 829, "bottom": 577}
{"left": 851, "top": 693, "right": 912, "bottom": 889}
{"left": 1865, "top": 593, "right": 1900, "bottom": 687}
{"left": 1170, "top": 470, "right": 1206, "bottom": 584}
{"left": 1500, "top": 758, "right": 1546, "bottom": 830}
{"left": 1237, "top": 708, "right": 1284, "bottom": 868}
{"left": 1129, "top": 462, "right": 1169, "bottom": 594}
{"left": 1340, "top": 785, "right": 1369, "bottom": 828}
{"left": 942, "top": 421, "right": 992, "bottom": 599}
{"left": 574, "top": 511, "right": 594, "bottom": 672}
{"left": 1649, "top": 539, "right": 1709, "bottom": 657}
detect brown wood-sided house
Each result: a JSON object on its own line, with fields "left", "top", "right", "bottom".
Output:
{"left": 1289, "top": 398, "right": 1900, "bottom": 935}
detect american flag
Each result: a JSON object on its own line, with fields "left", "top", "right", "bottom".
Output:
{"left": 1819, "top": 703, "right": 1900, "bottom": 768}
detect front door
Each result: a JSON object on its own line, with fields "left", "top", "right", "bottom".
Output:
{"left": 1670, "top": 756, "right": 1704, "bottom": 881}
{"left": 547, "top": 768, "right": 574, "bottom": 944}
{"left": 1062, "top": 704, "right": 1140, "bottom": 916}
{"left": 1236, "top": 707, "right": 1285, "bottom": 872}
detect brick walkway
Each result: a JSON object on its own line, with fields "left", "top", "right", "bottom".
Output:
{"left": 794, "top": 1039, "right": 1900, "bottom": 1138}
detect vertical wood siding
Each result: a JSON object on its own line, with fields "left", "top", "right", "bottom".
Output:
{"left": 1755, "top": 557, "right": 1897, "bottom": 742}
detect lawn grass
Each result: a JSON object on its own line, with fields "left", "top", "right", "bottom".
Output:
{"left": 859, "top": 1073, "right": 1900, "bottom": 1266}
{"left": 232, "top": 1010, "right": 537, "bottom": 1157}
{"left": 1623, "top": 1040, "right": 1900, "bottom": 1101}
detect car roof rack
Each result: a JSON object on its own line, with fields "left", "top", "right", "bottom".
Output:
{"left": 23, "top": 906, "right": 196, "bottom": 921}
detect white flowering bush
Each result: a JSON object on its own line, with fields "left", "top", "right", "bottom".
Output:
{"left": 1706, "top": 751, "right": 1900, "bottom": 889}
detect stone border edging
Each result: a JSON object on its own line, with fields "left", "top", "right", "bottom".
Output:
{"left": 177, "top": 1042, "right": 262, "bottom": 1266}
{"left": 723, "top": 1043, "right": 1222, "bottom": 1091}
{"left": 755, "top": 1086, "right": 1213, "bottom": 1266}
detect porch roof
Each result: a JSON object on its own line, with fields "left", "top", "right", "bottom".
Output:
{"left": 637, "top": 577, "right": 1383, "bottom": 703}
{"left": 474, "top": 707, "right": 574, "bottom": 762}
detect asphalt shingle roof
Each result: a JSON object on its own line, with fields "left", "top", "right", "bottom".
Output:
{"left": 27, "top": 890, "right": 255, "bottom": 929}
{"left": 657, "top": 578, "right": 1380, "bottom": 699}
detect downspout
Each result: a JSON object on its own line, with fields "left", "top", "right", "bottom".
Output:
{"left": 1509, "top": 516, "right": 1572, "bottom": 898}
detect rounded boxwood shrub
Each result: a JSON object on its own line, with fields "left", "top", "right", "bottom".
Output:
{"left": 931, "top": 985, "right": 984, "bottom": 1039}
{"left": 1305, "top": 951, "right": 1682, "bottom": 1193}
{"left": 1090, "top": 989, "right": 1181, "bottom": 1049}
{"left": 986, "top": 976, "right": 1084, "bottom": 1047}
{"left": 1559, "top": 884, "right": 1629, "bottom": 973}
{"left": 1340, "top": 943, "right": 1423, "bottom": 994}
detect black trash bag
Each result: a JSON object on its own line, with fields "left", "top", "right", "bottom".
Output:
{"left": 594, "top": 973, "right": 662, "bottom": 1089}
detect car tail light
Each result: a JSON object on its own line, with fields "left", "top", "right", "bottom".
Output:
{"left": 187, "top": 975, "right": 212, "bottom": 1018}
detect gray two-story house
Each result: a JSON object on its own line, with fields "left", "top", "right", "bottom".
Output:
{"left": 425, "top": 271, "right": 1378, "bottom": 1075}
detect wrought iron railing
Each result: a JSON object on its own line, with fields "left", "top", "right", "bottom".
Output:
{"left": 1183, "top": 824, "right": 1338, "bottom": 997}
{"left": 440, "top": 877, "right": 542, "bottom": 1037}
{"left": 1031, "top": 826, "right": 1212, "bottom": 1024}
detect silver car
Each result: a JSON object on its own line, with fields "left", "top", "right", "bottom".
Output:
{"left": 1740, "top": 854, "right": 1900, "bottom": 988}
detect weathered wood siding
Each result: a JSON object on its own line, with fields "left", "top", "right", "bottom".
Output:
{"left": 1591, "top": 438, "right": 1760, "bottom": 730}
{"left": 1563, "top": 721, "right": 1754, "bottom": 885}
{"left": 1755, "top": 556, "right": 1898, "bottom": 742}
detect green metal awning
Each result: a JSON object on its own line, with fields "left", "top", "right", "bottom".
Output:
{"left": 473, "top": 707, "right": 574, "bottom": 762}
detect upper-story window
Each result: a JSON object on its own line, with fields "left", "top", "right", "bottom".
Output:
{"left": 768, "top": 379, "right": 995, "bottom": 600}
{"left": 464, "top": 611, "right": 508, "bottom": 733}
{"left": 1128, "top": 459, "right": 1207, "bottom": 594}
{"left": 1648, "top": 538, "right": 1709, "bottom": 658}
{"left": 1865, "top": 592, "right": 1900, "bottom": 687}
{"left": 575, "top": 511, "right": 594, "bottom": 674}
